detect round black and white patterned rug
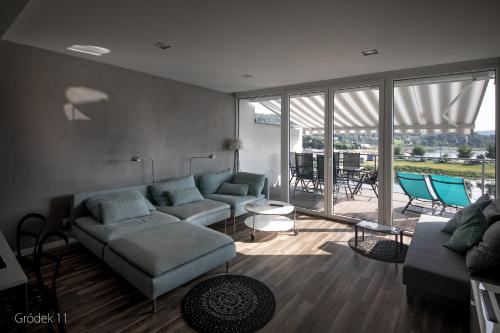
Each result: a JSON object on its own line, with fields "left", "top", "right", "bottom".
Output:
{"left": 348, "top": 235, "right": 408, "bottom": 263}
{"left": 182, "top": 275, "right": 275, "bottom": 333}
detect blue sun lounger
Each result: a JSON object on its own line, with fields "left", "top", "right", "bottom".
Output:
{"left": 428, "top": 174, "right": 471, "bottom": 210}
{"left": 396, "top": 172, "right": 438, "bottom": 214}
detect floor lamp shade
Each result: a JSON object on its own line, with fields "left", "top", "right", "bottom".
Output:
{"left": 227, "top": 138, "right": 243, "bottom": 173}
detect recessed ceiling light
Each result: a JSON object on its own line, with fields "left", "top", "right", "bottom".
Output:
{"left": 154, "top": 42, "right": 172, "bottom": 50}
{"left": 240, "top": 74, "right": 253, "bottom": 78}
{"left": 66, "top": 45, "right": 110, "bottom": 56}
{"left": 362, "top": 49, "right": 378, "bottom": 56}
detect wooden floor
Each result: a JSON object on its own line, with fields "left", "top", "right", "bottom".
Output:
{"left": 37, "top": 215, "right": 464, "bottom": 333}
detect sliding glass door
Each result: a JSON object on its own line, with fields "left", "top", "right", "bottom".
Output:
{"left": 237, "top": 62, "right": 498, "bottom": 227}
{"left": 330, "top": 85, "right": 381, "bottom": 222}
{"left": 288, "top": 91, "right": 327, "bottom": 213}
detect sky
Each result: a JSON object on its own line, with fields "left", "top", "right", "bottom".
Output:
{"left": 475, "top": 79, "right": 495, "bottom": 131}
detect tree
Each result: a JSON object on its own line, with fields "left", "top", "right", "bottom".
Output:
{"left": 486, "top": 144, "right": 496, "bottom": 159}
{"left": 411, "top": 145, "right": 426, "bottom": 156}
{"left": 302, "top": 135, "right": 324, "bottom": 150}
{"left": 394, "top": 145, "right": 403, "bottom": 156}
{"left": 457, "top": 144, "right": 473, "bottom": 159}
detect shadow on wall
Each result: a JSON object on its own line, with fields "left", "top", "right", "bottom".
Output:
{"left": 63, "top": 86, "right": 108, "bottom": 121}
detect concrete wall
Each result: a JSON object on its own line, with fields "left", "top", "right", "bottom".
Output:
{"left": 0, "top": 41, "right": 235, "bottom": 247}
{"left": 238, "top": 100, "right": 301, "bottom": 196}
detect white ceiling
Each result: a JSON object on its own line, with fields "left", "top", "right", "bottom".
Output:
{"left": 4, "top": 0, "right": 500, "bottom": 93}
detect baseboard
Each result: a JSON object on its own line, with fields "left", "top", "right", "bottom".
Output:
{"left": 20, "top": 236, "right": 78, "bottom": 256}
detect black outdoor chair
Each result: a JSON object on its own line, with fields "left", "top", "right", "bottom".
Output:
{"left": 16, "top": 213, "right": 46, "bottom": 273}
{"left": 352, "top": 170, "right": 379, "bottom": 198}
{"left": 333, "top": 152, "right": 352, "bottom": 200}
{"left": 313, "top": 155, "right": 325, "bottom": 198}
{"left": 342, "top": 152, "right": 361, "bottom": 169}
{"left": 29, "top": 231, "right": 69, "bottom": 333}
{"left": 293, "top": 153, "right": 315, "bottom": 194}
{"left": 289, "top": 152, "right": 297, "bottom": 184}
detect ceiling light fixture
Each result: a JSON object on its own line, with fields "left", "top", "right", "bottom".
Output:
{"left": 240, "top": 74, "right": 253, "bottom": 78}
{"left": 66, "top": 45, "right": 110, "bottom": 56}
{"left": 154, "top": 42, "right": 172, "bottom": 50}
{"left": 362, "top": 49, "right": 378, "bottom": 56}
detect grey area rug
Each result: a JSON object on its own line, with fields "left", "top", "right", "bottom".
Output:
{"left": 182, "top": 274, "right": 275, "bottom": 333}
{"left": 348, "top": 235, "right": 408, "bottom": 263}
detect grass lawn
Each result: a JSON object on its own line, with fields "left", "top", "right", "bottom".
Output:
{"left": 364, "top": 160, "right": 495, "bottom": 179}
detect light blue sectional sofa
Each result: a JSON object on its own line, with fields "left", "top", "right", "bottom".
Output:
{"left": 71, "top": 170, "right": 267, "bottom": 311}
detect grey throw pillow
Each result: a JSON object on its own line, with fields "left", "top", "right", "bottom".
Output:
{"left": 99, "top": 194, "right": 151, "bottom": 224}
{"left": 150, "top": 175, "right": 196, "bottom": 206}
{"left": 483, "top": 199, "right": 500, "bottom": 225}
{"left": 217, "top": 183, "right": 249, "bottom": 196}
{"left": 198, "top": 169, "right": 233, "bottom": 194}
{"left": 166, "top": 187, "right": 204, "bottom": 206}
{"left": 466, "top": 221, "right": 500, "bottom": 277}
{"left": 85, "top": 190, "right": 154, "bottom": 221}
{"left": 444, "top": 204, "right": 489, "bottom": 253}
{"left": 442, "top": 194, "right": 491, "bottom": 234}
{"left": 233, "top": 172, "right": 265, "bottom": 197}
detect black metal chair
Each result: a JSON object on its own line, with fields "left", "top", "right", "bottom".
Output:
{"left": 352, "top": 170, "right": 379, "bottom": 198}
{"left": 342, "top": 152, "right": 361, "bottom": 169}
{"left": 289, "top": 152, "right": 297, "bottom": 185}
{"left": 29, "top": 231, "right": 69, "bottom": 333}
{"left": 293, "top": 153, "right": 315, "bottom": 194}
{"left": 17, "top": 213, "right": 46, "bottom": 273}
{"left": 333, "top": 152, "right": 352, "bottom": 200}
{"left": 313, "top": 155, "right": 325, "bottom": 198}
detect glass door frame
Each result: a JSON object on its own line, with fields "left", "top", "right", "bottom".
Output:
{"left": 284, "top": 85, "right": 330, "bottom": 217}
{"left": 328, "top": 79, "right": 385, "bottom": 223}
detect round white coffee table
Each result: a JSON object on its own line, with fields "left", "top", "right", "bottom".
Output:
{"left": 244, "top": 200, "right": 297, "bottom": 241}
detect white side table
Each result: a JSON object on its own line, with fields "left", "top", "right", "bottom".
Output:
{"left": 244, "top": 200, "right": 297, "bottom": 241}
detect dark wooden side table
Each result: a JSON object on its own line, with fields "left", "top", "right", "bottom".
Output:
{"left": 354, "top": 220, "right": 403, "bottom": 252}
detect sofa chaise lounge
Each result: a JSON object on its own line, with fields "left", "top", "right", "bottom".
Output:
{"left": 71, "top": 171, "right": 268, "bottom": 311}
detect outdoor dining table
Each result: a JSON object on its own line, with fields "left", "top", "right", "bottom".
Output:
{"left": 336, "top": 166, "right": 363, "bottom": 197}
{"left": 351, "top": 170, "right": 378, "bottom": 198}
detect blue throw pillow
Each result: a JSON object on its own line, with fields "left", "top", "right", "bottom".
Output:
{"left": 150, "top": 175, "right": 196, "bottom": 206}
{"left": 166, "top": 187, "right": 204, "bottom": 206}
{"left": 198, "top": 169, "right": 233, "bottom": 194}
{"left": 85, "top": 190, "right": 154, "bottom": 221}
{"left": 217, "top": 183, "right": 249, "bottom": 196}
{"left": 97, "top": 192, "right": 151, "bottom": 224}
{"left": 233, "top": 172, "right": 265, "bottom": 197}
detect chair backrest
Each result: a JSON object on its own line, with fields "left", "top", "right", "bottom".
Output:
{"left": 343, "top": 153, "right": 360, "bottom": 168}
{"left": 17, "top": 213, "right": 46, "bottom": 259}
{"left": 34, "top": 231, "right": 69, "bottom": 292}
{"left": 316, "top": 155, "right": 324, "bottom": 182}
{"left": 368, "top": 170, "right": 379, "bottom": 182}
{"left": 295, "top": 153, "right": 314, "bottom": 179}
{"left": 429, "top": 174, "right": 471, "bottom": 207}
{"left": 396, "top": 172, "right": 434, "bottom": 201}
{"left": 289, "top": 152, "right": 296, "bottom": 168}
{"left": 333, "top": 152, "right": 340, "bottom": 169}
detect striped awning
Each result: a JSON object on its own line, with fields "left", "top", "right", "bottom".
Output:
{"left": 252, "top": 71, "right": 493, "bottom": 134}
